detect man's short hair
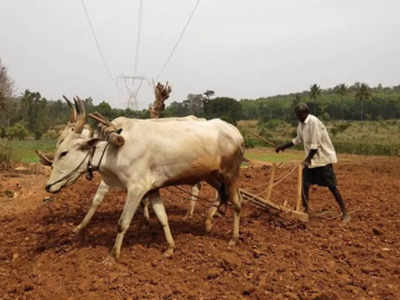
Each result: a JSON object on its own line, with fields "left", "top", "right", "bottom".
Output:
{"left": 294, "top": 103, "right": 310, "bottom": 113}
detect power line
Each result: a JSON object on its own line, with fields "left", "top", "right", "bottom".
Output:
{"left": 134, "top": 0, "right": 143, "bottom": 75}
{"left": 126, "top": 0, "right": 144, "bottom": 109}
{"left": 156, "top": 0, "right": 201, "bottom": 80}
{"left": 119, "top": 75, "right": 150, "bottom": 109}
{"left": 80, "top": 0, "right": 115, "bottom": 84}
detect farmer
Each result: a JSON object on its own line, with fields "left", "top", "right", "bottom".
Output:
{"left": 275, "top": 103, "right": 350, "bottom": 223}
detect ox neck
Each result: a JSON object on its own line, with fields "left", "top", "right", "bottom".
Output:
{"left": 86, "top": 141, "right": 110, "bottom": 180}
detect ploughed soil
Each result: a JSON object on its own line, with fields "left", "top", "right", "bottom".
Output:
{"left": 0, "top": 155, "right": 400, "bottom": 300}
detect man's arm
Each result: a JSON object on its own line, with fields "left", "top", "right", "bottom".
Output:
{"left": 275, "top": 141, "right": 294, "bottom": 153}
{"left": 304, "top": 149, "right": 318, "bottom": 167}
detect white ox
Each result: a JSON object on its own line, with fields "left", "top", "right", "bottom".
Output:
{"left": 37, "top": 99, "right": 206, "bottom": 221}
{"left": 45, "top": 99, "right": 244, "bottom": 259}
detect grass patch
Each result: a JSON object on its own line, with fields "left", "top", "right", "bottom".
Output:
{"left": 241, "top": 119, "right": 400, "bottom": 156}
{"left": 245, "top": 147, "right": 303, "bottom": 163}
{"left": 7, "top": 139, "right": 56, "bottom": 163}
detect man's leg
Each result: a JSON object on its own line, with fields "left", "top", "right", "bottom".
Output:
{"left": 328, "top": 186, "right": 350, "bottom": 223}
{"left": 302, "top": 182, "right": 310, "bottom": 213}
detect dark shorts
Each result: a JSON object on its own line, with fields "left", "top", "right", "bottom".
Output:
{"left": 303, "top": 164, "right": 337, "bottom": 187}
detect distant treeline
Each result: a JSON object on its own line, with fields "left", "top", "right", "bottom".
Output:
{"left": 1, "top": 82, "right": 400, "bottom": 139}
{"left": 239, "top": 83, "right": 400, "bottom": 123}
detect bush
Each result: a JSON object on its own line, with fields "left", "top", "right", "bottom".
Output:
{"left": 0, "top": 139, "right": 12, "bottom": 169}
{"left": 43, "top": 129, "right": 59, "bottom": 139}
{"left": 219, "top": 115, "right": 237, "bottom": 125}
{"left": 263, "top": 119, "right": 283, "bottom": 130}
{"left": 244, "top": 136, "right": 256, "bottom": 148}
{"left": 6, "top": 124, "right": 29, "bottom": 140}
{"left": 330, "top": 122, "right": 351, "bottom": 136}
{"left": 0, "top": 127, "right": 6, "bottom": 138}
{"left": 334, "top": 142, "right": 400, "bottom": 156}
{"left": 321, "top": 112, "right": 330, "bottom": 121}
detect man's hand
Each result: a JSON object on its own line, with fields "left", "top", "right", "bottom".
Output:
{"left": 275, "top": 145, "right": 285, "bottom": 153}
{"left": 303, "top": 149, "right": 317, "bottom": 167}
{"left": 275, "top": 142, "right": 294, "bottom": 153}
{"left": 303, "top": 157, "right": 311, "bottom": 167}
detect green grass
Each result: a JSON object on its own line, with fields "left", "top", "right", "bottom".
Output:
{"left": 7, "top": 139, "right": 56, "bottom": 163}
{"left": 5, "top": 138, "right": 303, "bottom": 165}
{"left": 245, "top": 148, "right": 303, "bottom": 163}
{"left": 240, "top": 119, "right": 400, "bottom": 156}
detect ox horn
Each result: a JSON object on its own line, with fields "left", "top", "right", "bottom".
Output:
{"left": 73, "top": 96, "right": 86, "bottom": 134}
{"left": 63, "top": 95, "right": 77, "bottom": 123}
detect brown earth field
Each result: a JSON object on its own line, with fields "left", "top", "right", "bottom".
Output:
{"left": 0, "top": 154, "right": 400, "bottom": 300}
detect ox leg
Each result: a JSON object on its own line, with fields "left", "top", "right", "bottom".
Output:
{"left": 142, "top": 196, "right": 151, "bottom": 224}
{"left": 111, "top": 186, "right": 146, "bottom": 259}
{"left": 73, "top": 180, "right": 109, "bottom": 233}
{"left": 149, "top": 190, "right": 175, "bottom": 257}
{"left": 184, "top": 183, "right": 201, "bottom": 219}
{"left": 205, "top": 190, "right": 221, "bottom": 233}
{"left": 229, "top": 186, "right": 241, "bottom": 246}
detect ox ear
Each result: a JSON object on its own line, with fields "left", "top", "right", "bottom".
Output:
{"left": 79, "top": 138, "right": 101, "bottom": 150}
{"left": 35, "top": 150, "right": 53, "bottom": 166}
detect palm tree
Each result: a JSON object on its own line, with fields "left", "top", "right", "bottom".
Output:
{"left": 334, "top": 83, "right": 347, "bottom": 120}
{"left": 203, "top": 90, "right": 215, "bottom": 105}
{"left": 203, "top": 90, "right": 215, "bottom": 99}
{"left": 355, "top": 83, "right": 371, "bottom": 121}
{"left": 309, "top": 84, "right": 321, "bottom": 114}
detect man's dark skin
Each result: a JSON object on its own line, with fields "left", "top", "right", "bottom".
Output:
{"left": 275, "top": 109, "right": 350, "bottom": 222}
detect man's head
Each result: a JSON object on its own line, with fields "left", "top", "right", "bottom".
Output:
{"left": 294, "top": 103, "right": 310, "bottom": 123}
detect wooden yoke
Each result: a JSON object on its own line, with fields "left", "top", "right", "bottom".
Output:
{"left": 88, "top": 112, "right": 125, "bottom": 147}
{"left": 149, "top": 82, "right": 172, "bottom": 119}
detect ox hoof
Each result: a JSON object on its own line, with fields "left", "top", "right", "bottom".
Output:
{"left": 110, "top": 247, "right": 120, "bottom": 260}
{"left": 205, "top": 219, "right": 213, "bottom": 233}
{"left": 72, "top": 226, "right": 82, "bottom": 234}
{"left": 163, "top": 248, "right": 174, "bottom": 258}
{"left": 341, "top": 214, "right": 351, "bottom": 225}
{"left": 183, "top": 213, "right": 192, "bottom": 220}
{"left": 228, "top": 238, "right": 239, "bottom": 247}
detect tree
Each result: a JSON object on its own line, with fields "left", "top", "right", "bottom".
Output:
{"left": 287, "top": 94, "right": 302, "bottom": 124}
{"left": 334, "top": 83, "right": 347, "bottom": 120}
{"left": 0, "top": 60, "right": 13, "bottom": 108}
{"left": 20, "top": 90, "right": 49, "bottom": 139}
{"left": 0, "top": 59, "right": 14, "bottom": 127}
{"left": 95, "top": 101, "right": 113, "bottom": 120}
{"left": 6, "top": 123, "right": 29, "bottom": 140}
{"left": 203, "top": 97, "right": 242, "bottom": 124}
{"left": 309, "top": 84, "right": 321, "bottom": 114}
{"left": 183, "top": 94, "right": 207, "bottom": 116}
{"left": 355, "top": 83, "right": 371, "bottom": 121}
{"left": 203, "top": 90, "right": 215, "bottom": 103}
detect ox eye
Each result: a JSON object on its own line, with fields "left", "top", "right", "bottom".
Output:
{"left": 60, "top": 151, "right": 68, "bottom": 158}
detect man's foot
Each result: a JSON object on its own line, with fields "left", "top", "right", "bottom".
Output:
{"left": 341, "top": 214, "right": 351, "bottom": 224}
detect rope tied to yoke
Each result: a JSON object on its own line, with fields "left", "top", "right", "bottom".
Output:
{"left": 168, "top": 185, "right": 229, "bottom": 216}
{"left": 86, "top": 141, "right": 111, "bottom": 181}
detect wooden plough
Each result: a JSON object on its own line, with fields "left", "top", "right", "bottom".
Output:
{"left": 239, "top": 162, "right": 309, "bottom": 222}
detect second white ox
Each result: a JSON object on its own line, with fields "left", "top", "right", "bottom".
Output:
{"left": 45, "top": 99, "right": 244, "bottom": 259}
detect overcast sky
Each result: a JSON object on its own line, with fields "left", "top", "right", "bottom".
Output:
{"left": 1, "top": 1, "right": 399, "bottom": 109}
